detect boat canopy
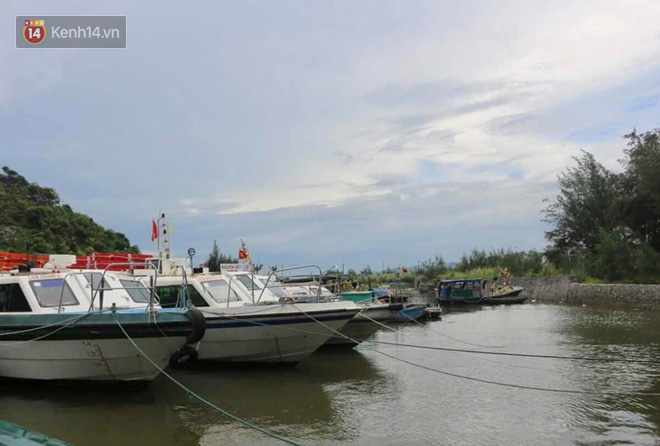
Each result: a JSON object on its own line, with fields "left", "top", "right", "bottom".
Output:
{"left": 439, "top": 278, "right": 484, "bottom": 285}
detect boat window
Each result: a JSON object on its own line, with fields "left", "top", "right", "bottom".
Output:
{"left": 29, "top": 279, "right": 79, "bottom": 307}
{"left": 155, "top": 285, "right": 208, "bottom": 308}
{"left": 83, "top": 273, "right": 112, "bottom": 298}
{"left": 235, "top": 275, "right": 261, "bottom": 291}
{"left": 201, "top": 279, "right": 240, "bottom": 303}
{"left": 0, "top": 283, "right": 31, "bottom": 312}
{"left": 119, "top": 279, "right": 151, "bottom": 303}
{"left": 265, "top": 283, "right": 287, "bottom": 298}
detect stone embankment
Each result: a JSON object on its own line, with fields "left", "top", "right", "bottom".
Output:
{"left": 509, "top": 276, "right": 660, "bottom": 310}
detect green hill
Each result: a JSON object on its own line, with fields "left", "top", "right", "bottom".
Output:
{"left": 0, "top": 166, "right": 139, "bottom": 255}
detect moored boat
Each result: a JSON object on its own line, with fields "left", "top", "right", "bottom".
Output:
{"left": 0, "top": 255, "right": 205, "bottom": 383}
{"left": 152, "top": 268, "right": 360, "bottom": 364}
{"left": 0, "top": 419, "right": 70, "bottom": 446}
{"left": 437, "top": 278, "right": 526, "bottom": 305}
{"left": 391, "top": 304, "right": 428, "bottom": 323}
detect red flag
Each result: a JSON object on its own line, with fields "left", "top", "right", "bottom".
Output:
{"left": 238, "top": 249, "right": 247, "bottom": 260}
{"left": 151, "top": 220, "right": 158, "bottom": 241}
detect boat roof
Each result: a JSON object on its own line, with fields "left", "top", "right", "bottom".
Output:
{"left": 439, "top": 278, "right": 484, "bottom": 284}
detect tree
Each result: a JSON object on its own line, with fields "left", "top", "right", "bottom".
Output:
{"left": 207, "top": 240, "right": 221, "bottom": 272}
{"left": 621, "top": 128, "right": 660, "bottom": 251}
{"left": 418, "top": 255, "right": 446, "bottom": 278}
{"left": 543, "top": 150, "right": 620, "bottom": 263}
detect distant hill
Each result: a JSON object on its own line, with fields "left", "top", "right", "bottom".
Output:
{"left": 0, "top": 166, "right": 139, "bottom": 255}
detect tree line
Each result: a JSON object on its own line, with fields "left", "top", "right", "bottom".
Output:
{"left": 0, "top": 167, "right": 138, "bottom": 255}
{"left": 542, "top": 128, "right": 660, "bottom": 283}
{"left": 352, "top": 127, "right": 660, "bottom": 285}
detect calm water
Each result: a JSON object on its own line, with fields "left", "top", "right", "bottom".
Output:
{"left": 1, "top": 303, "right": 659, "bottom": 445}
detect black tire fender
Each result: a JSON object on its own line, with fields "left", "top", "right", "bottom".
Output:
{"left": 184, "top": 308, "right": 206, "bottom": 344}
{"left": 169, "top": 345, "right": 199, "bottom": 369}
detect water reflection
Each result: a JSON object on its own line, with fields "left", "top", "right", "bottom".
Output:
{"left": 0, "top": 305, "right": 658, "bottom": 445}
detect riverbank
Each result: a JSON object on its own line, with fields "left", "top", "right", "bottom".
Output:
{"left": 510, "top": 276, "right": 660, "bottom": 310}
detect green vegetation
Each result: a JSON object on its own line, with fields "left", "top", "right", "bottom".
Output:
{"left": 351, "top": 127, "right": 660, "bottom": 286}
{"left": 0, "top": 167, "right": 138, "bottom": 255}
{"left": 206, "top": 240, "right": 238, "bottom": 271}
{"left": 543, "top": 128, "right": 660, "bottom": 283}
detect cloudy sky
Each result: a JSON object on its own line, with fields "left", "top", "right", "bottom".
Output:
{"left": 2, "top": 1, "right": 660, "bottom": 270}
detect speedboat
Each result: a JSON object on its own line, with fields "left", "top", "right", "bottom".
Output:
{"left": 264, "top": 282, "right": 401, "bottom": 347}
{"left": 151, "top": 269, "right": 360, "bottom": 364}
{"left": 0, "top": 255, "right": 205, "bottom": 383}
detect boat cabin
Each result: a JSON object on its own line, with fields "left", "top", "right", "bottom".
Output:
{"left": 0, "top": 269, "right": 154, "bottom": 314}
{"left": 437, "top": 278, "right": 490, "bottom": 302}
{"left": 152, "top": 272, "right": 281, "bottom": 309}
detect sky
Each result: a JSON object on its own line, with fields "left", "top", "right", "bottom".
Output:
{"left": 2, "top": 1, "right": 660, "bottom": 271}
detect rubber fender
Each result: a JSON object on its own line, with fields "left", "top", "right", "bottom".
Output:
{"left": 169, "top": 345, "right": 199, "bottom": 370}
{"left": 184, "top": 308, "right": 206, "bottom": 344}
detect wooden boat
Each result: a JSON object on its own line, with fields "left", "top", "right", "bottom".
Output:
{"left": 0, "top": 419, "right": 70, "bottom": 446}
{"left": 391, "top": 304, "right": 428, "bottom": 323}
{"left": 487, "top": 285, "right": 527, "bottom": 304}
{"left": 437, "top": 278, "right": 526, "bottom": 305}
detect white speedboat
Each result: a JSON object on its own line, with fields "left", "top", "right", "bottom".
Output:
{"left": 0, "top": 255, "right": 205, "bottom": 383}
{"left": 153, "top": 270, "right": 360, "bottom": 364}
{"left": 253, "top": 277, "right": 399, "bottom": 348}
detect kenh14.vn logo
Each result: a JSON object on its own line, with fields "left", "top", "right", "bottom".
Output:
{"left": 24, "top": 20, "right": 46, "bottom": 44}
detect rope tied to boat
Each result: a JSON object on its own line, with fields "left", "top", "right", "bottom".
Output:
{"left": 113, "top": 316, "right": 303, "bottom": 446}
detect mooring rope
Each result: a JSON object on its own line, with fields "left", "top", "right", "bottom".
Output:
{"left": 0, "top": 312, "right": 90, "bottom": 337}
{"left": 114, "top": 317, "right": 303, "bottom": 446}
{"left": 370, "top": 349, "right": 660, "bottom": 396}
{"left": 288, "top": 305, "right": 660, "bottom": 396}
{"left": 0, "top": 313, "right": 94, "bottom": 347}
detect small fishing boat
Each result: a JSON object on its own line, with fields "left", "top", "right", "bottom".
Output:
{"left": 437, "top": 278, "right": 526, "bottom": 305}
{"left": 0, "top": 419, "right": 70, "bottom": 446}
{"left": 487, "top": 284, "right": 527, "bottom": 304}
{"left": 391, "top": 304, "right": 428, "bottom": 323}
{"left": 425, "top": 305, "right": 443, "bottom": 321}
{"left": 0, "top": 255, "right": 205, "bottom": 383}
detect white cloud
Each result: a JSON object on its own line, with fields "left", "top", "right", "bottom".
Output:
{"left": 3, "top": 0, "right": 660, "bottom": 267}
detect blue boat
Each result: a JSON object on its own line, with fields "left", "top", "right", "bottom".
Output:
{"left": 392, "top": 304, "right": 427, "bottom": 323}
{"left": 0, "top": 420, "right": 70, "bottom": 446}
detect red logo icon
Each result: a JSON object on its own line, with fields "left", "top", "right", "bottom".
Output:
{"left": 23, "top": 20, "right": 46, "bottom": 44}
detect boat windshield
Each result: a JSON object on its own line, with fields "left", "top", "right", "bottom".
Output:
{"left": 82, "top": 272, "right": 112, "bottom": 296}
{"left": 257, "top": 279, "right": 287, "bottom": 298}
{"left": 119, "top": 279, "right": 151, "bottom": 303}
{"left": 201, "top": 279, "right": 240, "bottom": 303}
{"left": 29, "top": 279, "right": 79, "bottom": 307}
{"left": 235, "top": 275, "right": 261, "bottom": 291}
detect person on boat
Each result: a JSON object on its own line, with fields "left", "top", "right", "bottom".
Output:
{"left": 439, "top": 284, "right": 448, "bottom": 300}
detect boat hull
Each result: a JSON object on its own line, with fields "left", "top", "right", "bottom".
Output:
{"left": 391, "top": 304, "right": 428, "bottom": 323}
{"left": 324, "top": 304, "right": 400, "bottom": 347}
{"left": 196, "top": 303, "right": 360, "bottom": 363}
{"left": 0, "top": 311, "right": 198, "bottom": 382}
{"left": 484, "top": 287, "right": 527, "bottom": 304}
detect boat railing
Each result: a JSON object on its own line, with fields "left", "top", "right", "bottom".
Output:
{"left": 257, "top": 264, "right": 324, "bottom": 304}
{"left": 57, "top": 262, "right": 160, "bottom": 313}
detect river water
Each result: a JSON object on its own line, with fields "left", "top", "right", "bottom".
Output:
{"left": 1, "top": 303, "right": 659, "bottom": 445}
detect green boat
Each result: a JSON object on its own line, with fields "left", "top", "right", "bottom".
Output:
{"left": 0, "top": 420, "right": 70, "bottom": 446}
{"left": 437, "top": 279, "right": 526, "bottom": 305}
{"left": 340, "top": 290, "right": 377, "bottom": 304}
